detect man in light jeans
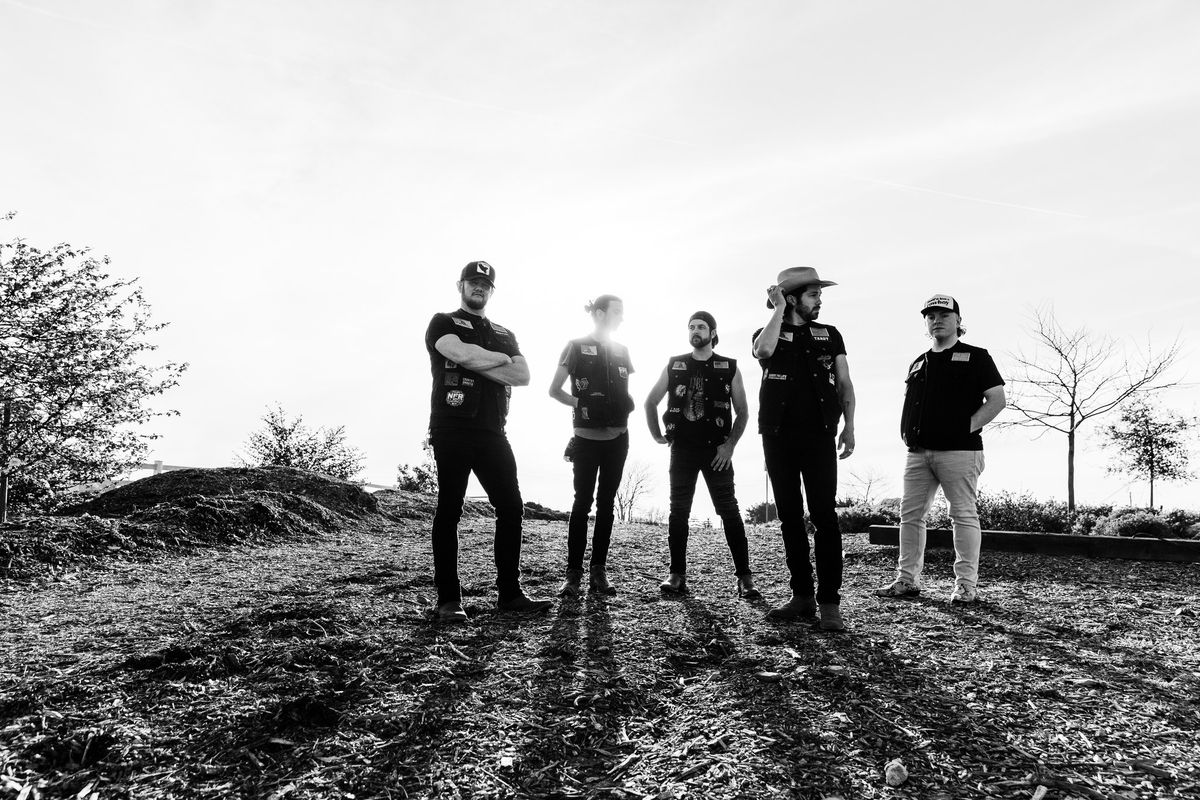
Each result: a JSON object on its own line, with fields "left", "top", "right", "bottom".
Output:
{"left": 876, "top": 294, "right": 1005, "bottom": 604}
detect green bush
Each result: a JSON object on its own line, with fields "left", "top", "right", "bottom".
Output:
{"left": 1093, "top": 510, "right": 1174, "bottom": 539}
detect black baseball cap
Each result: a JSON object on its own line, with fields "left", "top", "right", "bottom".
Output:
{"left": 460, "top": 261, "right": 496, "bottom": 286}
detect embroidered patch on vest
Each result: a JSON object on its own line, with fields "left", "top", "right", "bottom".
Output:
{"left": 445, "top": 359, "right": 458, "bottom": 369}
{"left": 672, "top": 361, "right": 688, "bottom": 370}
{"left": 810, "top": 327, "right": 830, "bottom": 340}
{"left": 453, "top": 317, "right": 473, "bottom": 329}
{"left": 713, "top": 361, "right": 729, "bottom": 369}
{"left": 818, "top": 355, "right": 833, "bottom": 369}
{"left": 491, "top": 324, "right": 509, "bottom": 335}
{"left": 444, "top": 374, "right": 460, "bottom": 386}
{"left": 581, "top": 344, "right": 598, "bottom": 356}
{"left": 575, "top": 378, "right": 589, "bottom": 391}
{"left": 952, "top": 352, "right": 971, "bottom": 362}
{"left": 674, "top": 385, "right": 687, "bottom": 397}
{"left": 766, "top": 373, "right": 787, "bottom": 381}
{"left": 446, "top": 390, "right": 465, "bottom": 407}
{"left": 461, "top": 377, "right": 475, "bottom": 387}
{"left": 618, "top": 366, "right": 628, "bottom": 378}
{"left": 780, "top": 331, "right": 793, "bottom": 342}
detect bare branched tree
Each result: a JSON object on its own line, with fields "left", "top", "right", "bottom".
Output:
{"left": 615, "top": 461, "right": 654, "bottom": 523}
{"left": 843, "top": 464, "right": 891, "bottom": 505}
{"left": 1001, "top": 306, "right": 1182, "bottom": 510}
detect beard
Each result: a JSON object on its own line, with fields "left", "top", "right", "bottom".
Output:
{"left": 690, "top": 333, "right": 711, "bottom": 348}
{"left": 798, "top": 305, "right": 820, "bottom": 322}
{"left": 462, "top": 292, "right": 488, "bottom": 311}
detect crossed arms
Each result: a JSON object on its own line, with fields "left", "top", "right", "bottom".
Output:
{"left": 433, "top": 334, "right": 530, "bottom": 387}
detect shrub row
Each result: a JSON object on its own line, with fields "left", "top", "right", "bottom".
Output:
{"left": 835, "top": 491, "right": 1200, "bottom": 539}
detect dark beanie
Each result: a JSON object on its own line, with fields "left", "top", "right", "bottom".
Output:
{"left": 689, "top": 310, "right": 719, "bottom": 346}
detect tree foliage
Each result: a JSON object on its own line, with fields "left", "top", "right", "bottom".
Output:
{"left": 240, "top": 405, "right": 364, "bottom": 481}
{"left": 1, "top": 223, "right": 186, "bottom": 521}
{"left": 397, "top": 437, "right": 437, "bottom": 494}
{"left": 1002, "top": 305, "right": 1181, "bottom": 510}
{"left": 1101, "top": 398, "right": 1194, "bottom": 509}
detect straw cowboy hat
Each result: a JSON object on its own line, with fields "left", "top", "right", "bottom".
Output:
{"left": 768, "top": 266, "right": 837, "bottom": 308}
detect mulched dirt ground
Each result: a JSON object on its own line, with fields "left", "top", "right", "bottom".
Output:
{"left": 1, "top": 475, "right": 1198, "bottom": 799}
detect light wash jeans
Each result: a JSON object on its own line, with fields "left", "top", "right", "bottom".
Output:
{"left": 897, "top": 448, "right": 985, "bottom": 589}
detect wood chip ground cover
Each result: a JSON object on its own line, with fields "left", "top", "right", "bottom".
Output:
{"left": 2, "top": 492, "right": 1199, "bottom": 799}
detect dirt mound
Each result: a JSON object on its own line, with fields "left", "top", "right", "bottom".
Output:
{"left": 68, "top": 466, "right": 378, "bottom": 518}
{"left": 1, "top": 467, "right": 380, "bottom": 579}
{"left": 372, "top": 490, "right": 568, "bottom": 522}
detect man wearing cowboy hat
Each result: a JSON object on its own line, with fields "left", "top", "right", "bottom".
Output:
{"left": 875, "top": 294, "right": 1005, "bottom": 604}
{"left": 752, "top": 266, "right": 857, "bottom": 631}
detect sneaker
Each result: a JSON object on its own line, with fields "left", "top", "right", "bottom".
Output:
{"left": 497, "top": 592, "right": 553, "bottom": 613}
{"left": 819, "top": 603, "right": 846, "bottom": 632}
{"left": 875, "top": 579, "right": 921, "bottom": 598}
{"left": 435, "top": 601, "right": 469, "bottom": 623}
{"left": 949, "top": 583, "right": 978, "bottom": 604}
{"left": 766, "top": 594, "right": 817, "bottom": 620}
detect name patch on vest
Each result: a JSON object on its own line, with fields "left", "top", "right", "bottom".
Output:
{"left": 672, "top": 361, "right": 688, "bottom": 370}
{"left": 581, "top": 344, "right": 598, "bottom": 356}
{"left": 810, "top": 327, "right": 830, "bottom": 340}
{"left": 766, "top": 373, "right": 787, "bottom": 381}
{"left": 713, "top": 361, "right": 730, "bottom": 370}
{"left": 492, "top": 324, "right": 510, "bottom": 335}
{"left": 461, "top": 377, "right": 475, "bottom": 387}
{"left": 952, "top": 352, "right": 971, "bottom": 362}
{"left": 453, "top": 318, "right": 473, "bottom": 329}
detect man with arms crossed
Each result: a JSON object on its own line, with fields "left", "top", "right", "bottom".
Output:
{"left": 753, "top": 266, "right": 856, "bottom": 631}
{"left": 644, "top": 311, "right": 759, "bottom": 598}
{"left": 876, "top": 294, "right": 1006, "bottom": 604}
{"left": 425, "top": 261, "right": 553, "bottom": 622}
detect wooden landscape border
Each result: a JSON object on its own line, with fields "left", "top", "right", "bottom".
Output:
{"left": 868, "top": 524, "right": 1200, "bottom": 563}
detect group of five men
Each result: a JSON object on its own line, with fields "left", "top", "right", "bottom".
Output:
{"left": 424, "top": 261, "right": 1006, "bottom": 629}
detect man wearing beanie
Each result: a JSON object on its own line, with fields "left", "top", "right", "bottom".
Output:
{"left": 424, "top": 261, "right": 553, "bottom": 622}
{"left": 753, "top": 267, "right": 857, "bottom": 631}
{"left": 876, "top": 294, "right": 1005, "bottom": 604}
{"left": 644, "top": 311, "right": 758, "bottom": 598}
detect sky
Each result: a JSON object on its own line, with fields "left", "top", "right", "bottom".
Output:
{"left": 3, "top": 0, "right": 1199, "bottom": 518}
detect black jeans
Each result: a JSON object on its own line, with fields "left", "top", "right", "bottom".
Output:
{"left": 763, "top": 432, "right": 842, "bottom": 604}
{"left": 567, "top": 433, "right": 629, "bottom": 570}
{"left": 667, "top": 442, "right": 751, "bottom": 577}
{"left": 430, "top": 428, "right": 525, "bottom": 605}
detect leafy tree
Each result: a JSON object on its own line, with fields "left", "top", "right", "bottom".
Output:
{"left": 744, "top": 501, "right": 778, "bottom": 525}
{"left": 1002, "top": 306, "right": 1181, "bottom": 511}
{"left": 397, "top": 436, "right": 437, "bottom": 494}
{"left": 1101, "top": 398, "right": 1194, "bottom": 509}
{"left": 1, "top": 223, "right": 186, "bottom": 522}
{"left": 240, "top": 404, "right": 364, "bottom": 481}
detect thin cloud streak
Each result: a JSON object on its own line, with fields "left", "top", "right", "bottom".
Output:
{"left": 353, "top": 78, "right": 699, "bottom": 149}
{"left": 850, "top": 176, "right": 1088, "bottom": 219}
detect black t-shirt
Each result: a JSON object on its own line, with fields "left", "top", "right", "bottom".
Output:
{"left": 903, "top": 341, "right": 1004, "bottom": 451}
{"left": 425, "top": 310, "right": 522, "bottom": 434}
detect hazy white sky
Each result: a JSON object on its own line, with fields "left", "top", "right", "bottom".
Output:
{"left": 3, "top": 0, "right": 1199, "bottom": 516}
